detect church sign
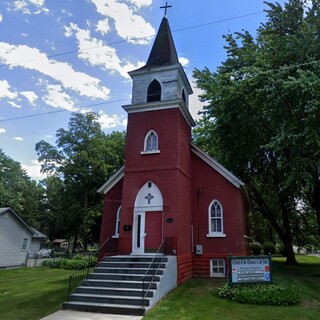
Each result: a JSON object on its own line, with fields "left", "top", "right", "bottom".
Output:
{"left": 228, "top": 256, "right": 272, "bottom": 284}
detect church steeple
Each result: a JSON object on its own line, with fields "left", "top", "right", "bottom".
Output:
{"left": 139, "top": 16, "right": 179, "bottom": 70}
{"left": 125, "top": 13, "right": 194, "bottom": 127}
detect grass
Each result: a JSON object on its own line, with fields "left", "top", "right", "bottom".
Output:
{"left": 0, "top": 267, "right": 72, "bottom": 320}
{"left": 0, "top": 255, "right": 318, "bottom": 320}
{"left": 144, "top": 255, "right": 320, "bottom": 320}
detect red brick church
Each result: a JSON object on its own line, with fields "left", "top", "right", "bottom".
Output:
{"left": 98, "top": 15, "right": 249, "bottom": 285}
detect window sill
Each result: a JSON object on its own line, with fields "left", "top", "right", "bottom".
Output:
{"left": 210, "top": 273, "right": 226, "bottom": 278}
{"left": 206, "top": 233, "right": 226, "bottom": 238}
{"left": 141, "top": 150, "right": 160, "bottom": 155}
{"left": 112, "top": 235, "right": 119, "bottom": 239}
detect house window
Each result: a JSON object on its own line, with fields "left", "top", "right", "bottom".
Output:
{"left": 210, "top": 259, "right": 226, "bottom": 277}
{"left": 147, "top": 79, "right": 161, "bottom": 102}
{"left": 113, "top": 206, "right": 121, "bottom": 238}
{"left": 207, "top": 200, "right": 225, "bottom": 237}
{"left": 22, "top": 238, "right": 28, "bottom": 250}
{"left": 141, "top": 130, "right": 160, "bottom": 154}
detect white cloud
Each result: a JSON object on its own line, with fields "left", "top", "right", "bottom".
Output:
{"left": 96, "top": 18, "right": 110, "bottom": 35}
{"left": 0, "top": 42, "right": 110, "bottom": 100}
{"left": 14, "top": 136, "right": 24, "bottom": 141}
{"left": 0, "top": 80, "right": 17, "bottom": 99}
{"left": 189, "top": 78, "right": 204, "bottom": 121}
{"left": 127, "top": 0, "right": 152, "bottom": 9}
{"left": 0, "top": 128, "right": 6, "bottom": 134}
{"left": 10, "top": 0, "right": 49, "bottom": 15}
{"left": 179, "top": 57, "right": 190, "bottom": 67}
{"left": 20, "top": 90, "right": 38, "bottom": 105}
{"left": 98, "top": 110, "right": 127, "bottom": 129}
{"left": 89, "top": 0, "right": 155, "bottom": 44}
{"left": 0, "top": 12, "right": 3, "bottom": 23}
{"left": 64, "top": 23, "right": 143, "bottom": 78}
{"left": 43, "top": 84, "right": 77, "bottom": 111}
{"left": 8, "top": 101, "right": 21, "bottom": 108}
{"left": 22, "top": 160, "right": 46, "bottom": 181}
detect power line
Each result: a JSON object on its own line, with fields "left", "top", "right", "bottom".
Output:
{"left": 0, "top": 11, "right": 264, "bottom": 69}
{"left": 0, "top": 98, "right": 130, "bottom": 123}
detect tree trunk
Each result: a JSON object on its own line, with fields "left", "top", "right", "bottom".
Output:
{"left": 308, "top": 181, "right": 320, "bottom": 236}
{"left": 82, "top": 188, "right": 88, "bottom": 252}
{"left": 282, "top": 235, "right": 298, "bottom": 265}
{"left": 72, "top": 233, "right": 78, "bottom": 253}
{"left": 249, "top": 185, "right": 298, "bottom": 265}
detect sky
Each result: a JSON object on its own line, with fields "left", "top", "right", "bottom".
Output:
{"left": 0, "top": 0, "right": 289, "bottom": 181}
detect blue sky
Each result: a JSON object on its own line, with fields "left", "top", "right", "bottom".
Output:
{"left": 0, "top": 0, "right": 288, "bottom": 180}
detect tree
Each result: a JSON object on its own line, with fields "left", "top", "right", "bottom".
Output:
{"left": 193, "top": 0, "right": 320, "bottom": 264}
{"left": 0, "top": 149, "right": 43, "bottom": 228}
{"left": 36, "top": 112, "right": 125, "bottom": 250}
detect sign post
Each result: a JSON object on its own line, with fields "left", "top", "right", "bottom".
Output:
{"left": 228, "top": 255, "right": 272, "bottom": 285}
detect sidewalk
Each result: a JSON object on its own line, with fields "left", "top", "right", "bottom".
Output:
{"left": 40, "top": 310, "right": 143, "bottom": 320}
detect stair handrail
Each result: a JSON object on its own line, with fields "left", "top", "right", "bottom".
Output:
{"left": 67, "top": 237, "right": 112, "bottom": 299}
{"left": 141, "top": 238, "right": 167, "bottom": 308}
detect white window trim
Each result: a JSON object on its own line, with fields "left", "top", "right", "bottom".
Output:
{"left": 141, "top": 130, "right": 160, "bottom": 154}
{"left": 141, "top": 150, "right": 160, "bottom": 155}
{"left": 206, "top": 233, "right": 226, "bottom": 238}
{"left": 207, "top": 199, "right": 225, "bottom": 237}
{"left": 210, "top": 258, "right": 226, "bottom": 278}
{"left": 21, "top": 238, "right": 28, "bottom": 251}
{"left": 113, "top": 206, "right": 121, "bottom": 238}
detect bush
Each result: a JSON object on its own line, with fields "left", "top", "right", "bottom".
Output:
{"left": 275, "top": 243, "right": 286, "bottom": 256}
{"left": 218, "top": 283, "right": 300, "bottom": 306}
{"left": 41, "top": 255, "right": 97, "bottom": 270}
{"left": 263, "top": 241, "right": 275, "bottom": 255}
{"left": 250, "top": 242, "right": 262, "bottom": 255}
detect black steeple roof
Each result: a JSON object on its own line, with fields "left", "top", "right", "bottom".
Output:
{"left": 139, "top": 16, "right": 179, "bottom": 70}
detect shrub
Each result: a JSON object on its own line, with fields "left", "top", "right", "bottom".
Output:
{"left": 263, "top": 241, "right": 275, "bottom": 255}
{"left": 41, "top": 255, "right": 97, "bottom": 270}
{"left": 275, "top": 243, "right": 286, "bottom": 256}
{"left": 250, "top": 242, "right": 262, "bottom": 255}
{"left": 218, "top": 283, "right": 300, "bottom": 306}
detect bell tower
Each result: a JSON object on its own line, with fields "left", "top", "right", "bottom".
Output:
{"left": 125, "top": 16, "right": 193, "bottom": 121}
{"left": 119, "top": 15, "right": 195, "bottom": 256}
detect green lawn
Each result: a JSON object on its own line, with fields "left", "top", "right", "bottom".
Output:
{"left": 144, "top": 255, "right": 320, "bottom": 320}
{"left": 0, "top": 268, "right": 72, "bottom": 320}
{"left": 0, "top": 256, "right": 319, "bottom": 320}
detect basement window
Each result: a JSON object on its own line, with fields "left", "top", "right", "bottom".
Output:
{"left": 210, "top": 259, "right": 226, "bottom": 278}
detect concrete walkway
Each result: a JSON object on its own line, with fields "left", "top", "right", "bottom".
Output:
{"left": 40, "top": 310, "right": 143, "bottom": 320}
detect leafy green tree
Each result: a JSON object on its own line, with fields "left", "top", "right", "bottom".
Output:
{"left": 36, "top": 112, "right": 125, "bottom": 250}
{"left": 193, "top": 0, "right": 320, "bottom": 264}
{"left": 0, "top": 149, "right": 43, "bottom": 229}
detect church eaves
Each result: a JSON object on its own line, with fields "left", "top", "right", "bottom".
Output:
{"left": 139, "top": 16, "right": 179, "bottom": 70}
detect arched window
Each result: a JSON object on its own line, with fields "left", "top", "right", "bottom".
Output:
{"left": 147, "top": 79, "right": 161, "bottom": 102}
{"left": 182, "top": 89, "right": 186, "bottom": 104}
{"left": 114, "top": 206, "right": 121, "bottom": 238}
{"left": 143, "top": 130, "right": 159, "bottom": 153}
{"left": 207, "top": 200, "right": 225, "bottom": 237}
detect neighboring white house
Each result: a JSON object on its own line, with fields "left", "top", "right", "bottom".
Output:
{"left": 0, "top": 207, "right": 46, "bottom": 268}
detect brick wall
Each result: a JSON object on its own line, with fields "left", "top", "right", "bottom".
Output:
{"left": 177, "top": 254, "right": 193, "bottom": 284}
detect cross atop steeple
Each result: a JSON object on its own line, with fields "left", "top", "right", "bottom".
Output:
{"left": 160, "top": 2, "right": 172, "bottom": 16}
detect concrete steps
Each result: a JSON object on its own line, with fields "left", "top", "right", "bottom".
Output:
{"left": 62, "top": 255, "right": 172, "bottom": 316}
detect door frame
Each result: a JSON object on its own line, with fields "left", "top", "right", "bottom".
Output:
{"left": 132, "top": 181, "right": 163, "bottom": 254}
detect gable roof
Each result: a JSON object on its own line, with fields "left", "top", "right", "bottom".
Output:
{"left": 138, "top": 16, "right": 179, "bottom": 70}
{"left": 0, "top": 207, "right": 46, "bottom": 239}
{"left": 97, "top": 165, "right": 125, "bottom": 195}
{"left": 191, "top": 144, "right": 245, "bottom": 189}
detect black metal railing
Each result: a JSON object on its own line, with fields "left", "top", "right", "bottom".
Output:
{"left": 141, "top": 238, "right": 167, "bottom": 307}
{"left": 67, "top": 237, "right": 113, "bottom": 299}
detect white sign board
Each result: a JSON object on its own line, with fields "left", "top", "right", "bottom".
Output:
{"left": 229, "top": 256, "right": 272, "bottom": 284}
